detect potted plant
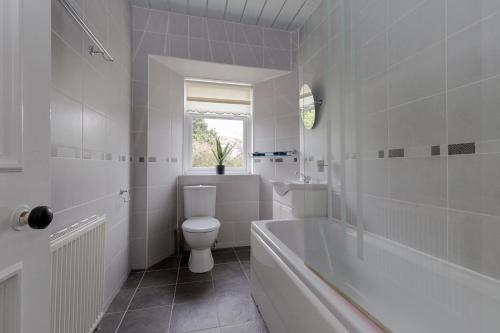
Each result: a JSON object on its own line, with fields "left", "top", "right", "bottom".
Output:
{"left": 211, "top": 136, "right": 233, "bottom": 175}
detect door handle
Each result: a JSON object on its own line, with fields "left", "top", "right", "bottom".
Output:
{"left": 11, "top": 205, "right": 54, "bottom": 231}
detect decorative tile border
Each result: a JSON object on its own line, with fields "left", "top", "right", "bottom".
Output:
{"left": 353, "top": 141, "right": 494, "bottom": 160}
{"left": 431, "top": 146, "right": 441, "bottom": 156}
{"left": 133, "top": 156, "right": 179, "bottom": 163}
{"left": 448, "top": 142, "right": 475, "bottom": 155}
{"left": 51, "top": 144, "right": 130, "bottom": 162}
{"left": 389, "top": 148, "right": 404, "bottom": 158}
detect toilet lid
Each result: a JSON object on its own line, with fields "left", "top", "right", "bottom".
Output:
{"left": 182, "top": 217, "right": 220, "bottom": 233}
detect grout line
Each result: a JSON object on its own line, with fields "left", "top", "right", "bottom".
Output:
{"left": 113, "top": 271, "right": 146, "bottom": 333}
{"left": 444, "top": 0, "right": 450, "bottom": 263}
{"left": 212, "top": 250, "right": 221, "bottom": 328}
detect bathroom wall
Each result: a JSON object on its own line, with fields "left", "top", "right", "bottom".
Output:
{"left": 130, "top": 57, "right": 183, "bottom": 269}
{"left": 300, "top": 0, "right": 500, "bottom": 282}
{"left": 130, "top": 6, "right": 297, "bottom": 252}
{"left": 253, "top": 70, "right": 301, "bottom": 219}
{"left": 50, "top": 0, "right": 131, "bottom": 307}
{"left": 178, "top": 175, "right": 260, "bottom": 248}
{"left": 297, "top": 2, "right": 330, "bottom": 184}
{"left": 131, "top": 5, "right": 293, "bottom": 77}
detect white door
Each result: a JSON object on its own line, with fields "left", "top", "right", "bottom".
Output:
{"left": 0, "top": 0, "right": 52, "bottom": 332}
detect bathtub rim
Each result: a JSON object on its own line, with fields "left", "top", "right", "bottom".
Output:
{"left": 251, "top": 218, "right": 385, "bottom": 333}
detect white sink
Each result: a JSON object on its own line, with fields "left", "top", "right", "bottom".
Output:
{"left": 270, "top": 180, "right": 327, "bottom": 196}
{"left": 269, "top": 180, "right": 328, "bottom": 219}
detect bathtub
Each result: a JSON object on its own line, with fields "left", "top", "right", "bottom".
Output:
{"left": 251, "top": 219, "right": 383, "bottom": 333}
{"left": 251, "top": 218, "right": 500, "bottom": 333}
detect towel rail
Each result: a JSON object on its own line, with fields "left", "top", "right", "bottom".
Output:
{"left": 57, "top": 0, "right": 114, "bottom": 62}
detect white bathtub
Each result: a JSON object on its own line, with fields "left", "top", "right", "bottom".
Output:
{"left": 251, "top": 219, "right": 383, "bottom": 333}
{"left": 251, "top": 218, "right": 500, "bottom": 333}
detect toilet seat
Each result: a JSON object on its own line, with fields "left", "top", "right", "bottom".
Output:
{"left": 182, "top": 216, "right": 220, "bottom": 233}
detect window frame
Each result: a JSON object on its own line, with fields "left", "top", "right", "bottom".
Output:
{"left": 183, "top": 113, "right": 252, "bottom": 175}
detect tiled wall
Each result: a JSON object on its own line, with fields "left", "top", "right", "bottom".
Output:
{"left": 178, "top": 175, "right": 260, "bottom": 248}
{"left": 131, "top": 6, "right": 293, "bottom": 74}
{"left": 50, "top": 0, "right": 131, "bottom": 307}
{"left": 297, "top": 3, "right": 330, "bottom": 184}
{"left": 253, "top": 71, "right": 301, "bottom": 219}
{"left": 130, "top": 7, "right": 298, "bottom": 235}
{"left": 130, "top": 57, "right": 183, "bottom": 269}
{"left": 300, "top": 0, "right": 500, "bottom": 281}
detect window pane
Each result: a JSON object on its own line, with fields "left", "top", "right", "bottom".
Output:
{"left": 192, "top": 117, "right": 244, "bottom": 168}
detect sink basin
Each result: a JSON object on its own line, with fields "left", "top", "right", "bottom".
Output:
{"left": 270, "top": 180, "right": 327, "bottom": 196}
{"left": 270, "top": 180, "right": 328, "bottom": 218}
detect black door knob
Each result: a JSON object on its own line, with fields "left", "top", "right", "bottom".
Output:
{"left": 27, "top": 206, "right": 53, "bottom": 229}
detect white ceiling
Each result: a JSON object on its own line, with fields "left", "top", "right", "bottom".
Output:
{"left": 152, "top": 55, "right": 291, "bottom": 84}
{"left": 131, "top": 0, "right": 321, "bottom": 31}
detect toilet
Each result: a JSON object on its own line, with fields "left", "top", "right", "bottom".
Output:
{"left": 182, "top": 185, "right": 220, "bottom": 273}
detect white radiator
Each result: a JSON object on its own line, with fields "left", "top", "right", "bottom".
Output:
{"left": 50, "top": 215, "right": 106, "bottom": 333}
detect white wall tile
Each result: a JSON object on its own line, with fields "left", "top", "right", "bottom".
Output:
{"left": 448, "top": 75, "right": 500, "bottom": 143}
{"left": 448, "top": 209, "right": 500, "bottom": 280}
{"left": 51, "top": 91, "right": 83, "bottom": 149}
{"left": 388, "top": 93, "right": 446, "bottom": 147}
{"left": 447, "top": 0, "right": 500, "bottom": 35}
{"left": 52, "top": 32, "right": 83, "bottom": 101}
{"left": 389, "top": 157, "right": 447, "bottom": 207}
{"left": 388, "top": 41, "right": 445, "bottom": 107}
{"left": 52, "top": 0, "right": 132, "bottom": 304}
{"left": 448, "top": 154, "right": 500, "bottom": 217}
{"left": 447, "top": 12, "right": 500, "bottom": 89}
{"left": 167, "top": 12, "right": 188, "bottom": 36}
{"left": 388, "top": 0, "right": 445, "bottom": 66}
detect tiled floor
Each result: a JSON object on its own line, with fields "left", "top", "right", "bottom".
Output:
{"left": 99, "top": 247, "right": 268, "bottom": 333}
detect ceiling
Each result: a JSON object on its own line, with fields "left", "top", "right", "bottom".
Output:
{"left": 130, "top": 0, "right": 320, "bottom": 31}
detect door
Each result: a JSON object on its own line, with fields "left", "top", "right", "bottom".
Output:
{"left": 0, "top": 0, "right": 52, "bottom": 332}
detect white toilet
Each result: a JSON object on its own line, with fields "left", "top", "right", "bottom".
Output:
{"left": 182, "top": 185, "right": 220, "bottom": 273}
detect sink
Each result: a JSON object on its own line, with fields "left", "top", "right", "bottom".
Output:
{"left": 269, "top": 180, "right": 328, "bottom": 219}
{"left": 270, "top": 180, "right": 327, "bottom": 196}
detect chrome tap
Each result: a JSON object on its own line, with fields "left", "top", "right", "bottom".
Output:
{"left": 295, "top": 172, "right": 312, "bottom": 184}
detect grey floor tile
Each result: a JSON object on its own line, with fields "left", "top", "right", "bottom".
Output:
{"left": 212, "top": 263, "right": 246, "bottom": 284}
{"left": 180, "top": 252, "right": 190, "bottom": 267}
{"left": 214, "top": 278, "right": 250, "bottom": 297}
{"left": 107, "top": 288, "right": 135, "bottom": 313}
{"left": 117, "top": 306, "right": 171, "bottom": 333}
{"left": 149, "top": 256, "right": 181, "bottom": 271}
{"left": 98, "top": 312, "right": 124, "bottom": 333}
{"left": 240, "top": 261, "right": 251, "bottom": 278}
{"left": 178, "top": 268, "right": 212, "bottom": 283}
{"left": 140, "top": 269, "right": 178, "bottom": 287}
{"left": 129, "top": 285, "right": 175, "bottom": 310}
{"left": 174, "top": 281, "right": 215, "bottom": 304}
{"left": 235, "top": 247, "right": 250, "bottom": 261}
{"left": 123, "top": 271, "right": 145, "bottom": 289}
{"left": 170, "top": 299, "right": 219, "bottom": 333}
{"left": 193, "top": 328, "right": 221, "bottom": 333}
{"left": 216, "top": 293, "right": 261, "bottom": 327}
{"left": 220, "top": 319, "right": 269, "bottom": 333}
{"left": 213, "top": 250, "right": 238, "bottom": 264}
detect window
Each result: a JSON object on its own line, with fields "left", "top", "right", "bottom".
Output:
{"left": 184, "top": 79, "right": 252, "bottom": 173}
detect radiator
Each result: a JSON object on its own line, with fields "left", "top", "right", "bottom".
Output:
{"left": 50, "top": 215, "right": 106, "bottom": 333}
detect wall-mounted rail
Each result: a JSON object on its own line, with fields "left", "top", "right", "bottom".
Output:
{"left": 57, "top": 0, "right": 114, "bottom": 62}
{"left": 251, "top": 150, "right": 297, "bottom": 158}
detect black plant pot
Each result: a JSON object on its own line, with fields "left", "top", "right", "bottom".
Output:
{"left": 216, "top": 165, "right": 225, "bottom": 175}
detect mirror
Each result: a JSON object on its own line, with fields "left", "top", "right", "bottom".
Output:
{"left": 300, "top": 84, "right": 318, "bottom": 130}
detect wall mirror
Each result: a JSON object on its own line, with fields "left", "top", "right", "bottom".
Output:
{"left": 299, "top": 84, "right": 319, "bottom": 130}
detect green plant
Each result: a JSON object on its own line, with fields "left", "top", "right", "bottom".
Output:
{"left": 211, "top": 136, "right": 234, "bottom": 166}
